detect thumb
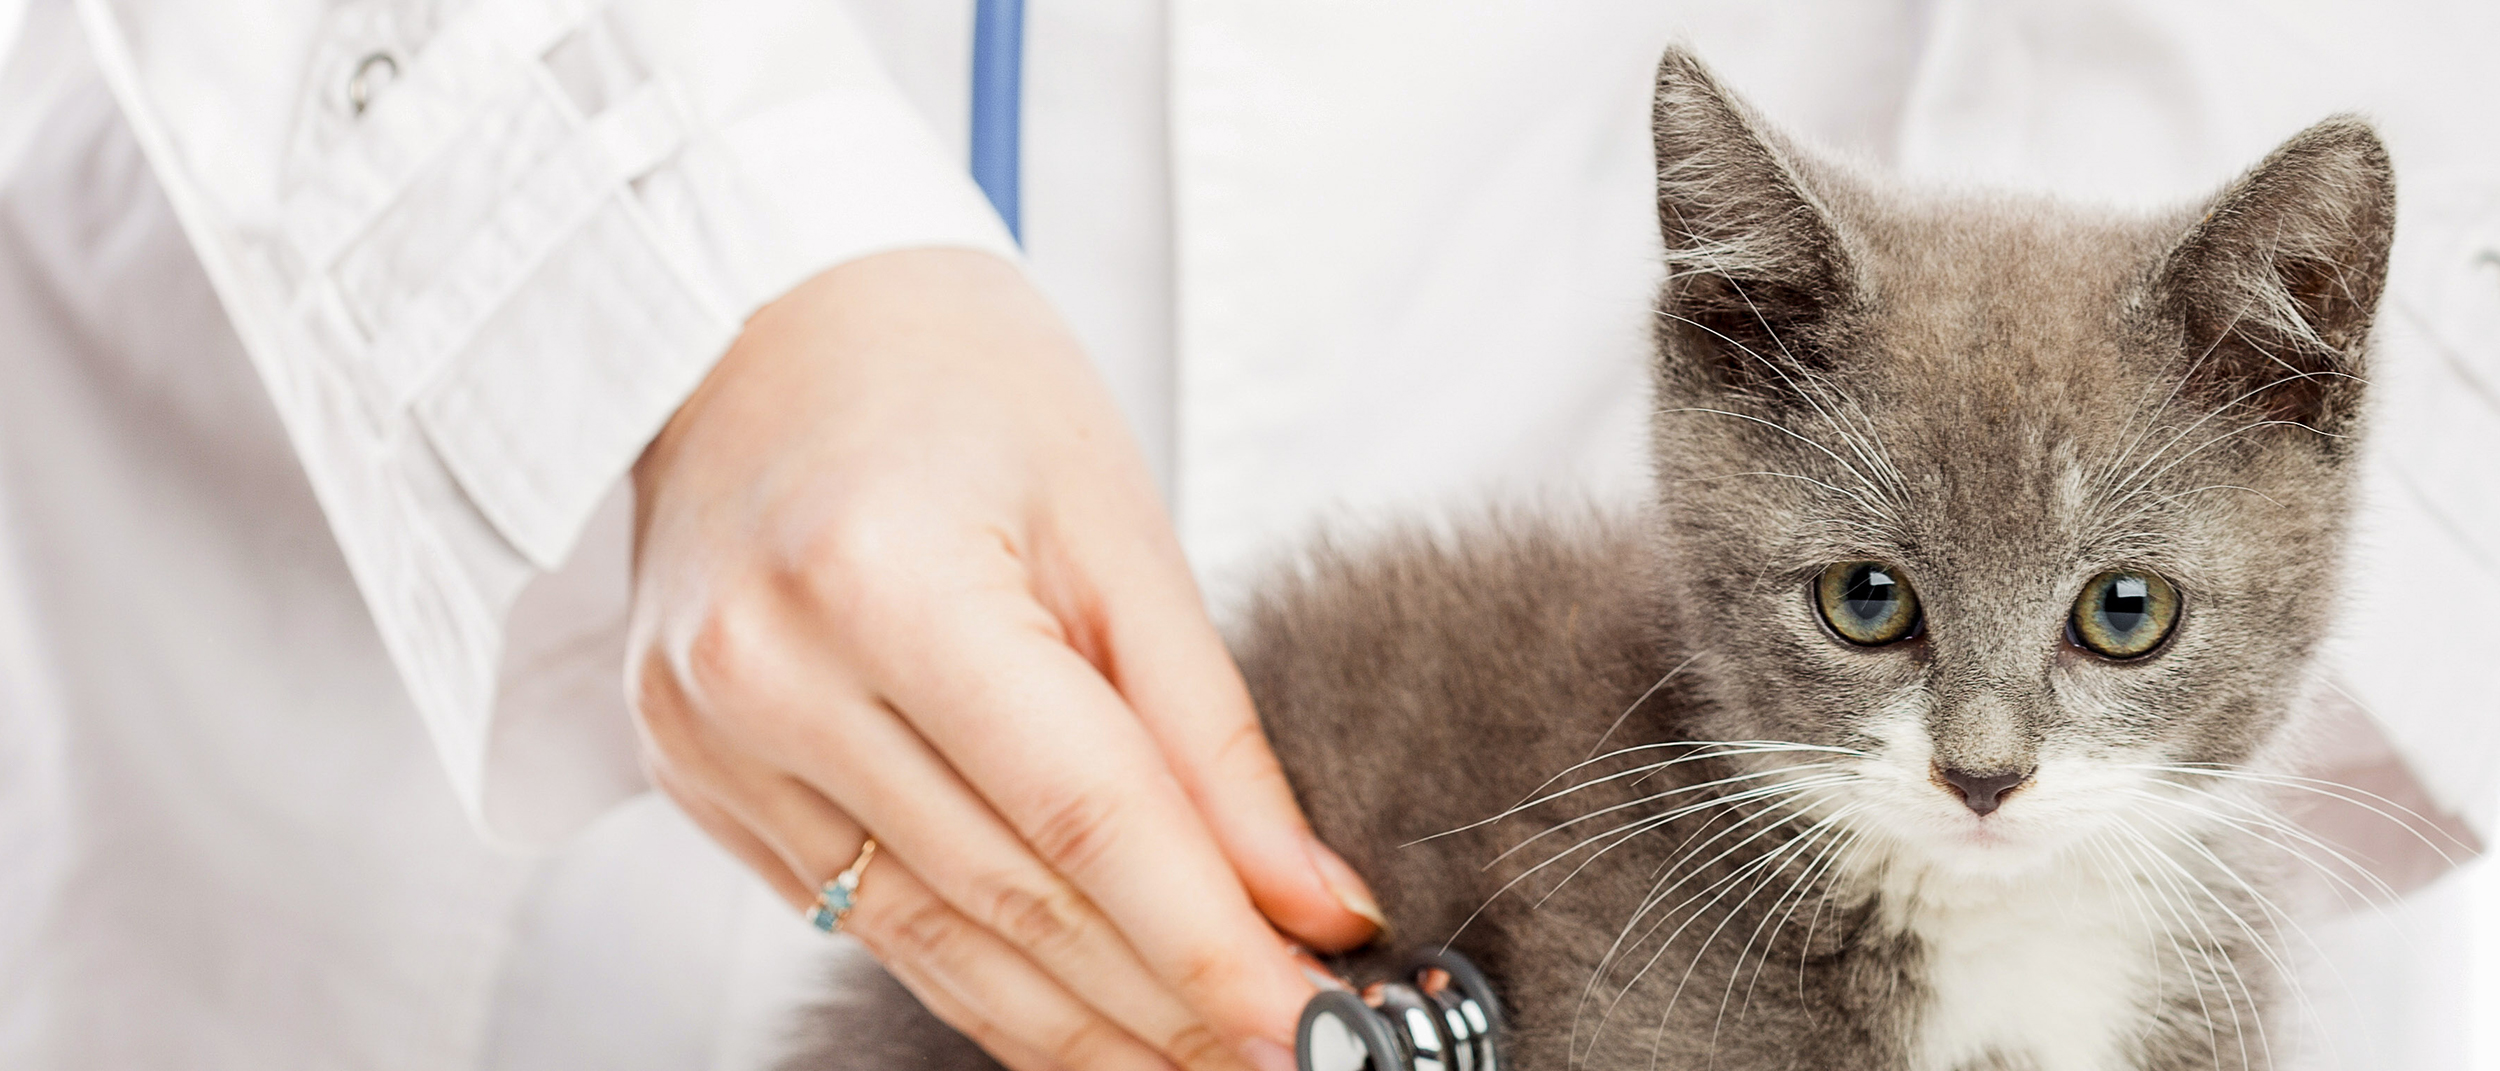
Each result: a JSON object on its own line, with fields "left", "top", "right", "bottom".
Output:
{"left": 1098, "top": 577, "right": 1386, "bottom": 952}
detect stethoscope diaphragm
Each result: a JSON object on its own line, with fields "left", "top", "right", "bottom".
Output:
{"left": 1294, "top": 951, "right": 1504, "bottom": 1071}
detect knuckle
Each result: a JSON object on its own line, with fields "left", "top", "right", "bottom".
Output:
{"left": 1023, "top": 789, "right": 1124, "bottom": 880}
{"left": 683, "top": 578, "right": 785, "bottom": 702}
{"left": 628, "top": 648, "right": 683, "bottom": 723}
{"left": 1210, "top": 716, "right": 1285, "bottom": 779}
{"left": 796, "top": 511, "right": 914, "bottom": 614}
{"left": 1162, "top": 1023, "right": 1230, "bottom": 1071}
{"left": 1171, "top": 943, "right": 1240, "bottom": 1003}
{"left": 983, "top": 877, "right": 1089, "bottom": 954}
{"left": 794, "top": 534, "right": 948, "bottom": 677}
{"left": 1048, "top": 1019, "right": 1129, "bottom": 1071}
{"left": 871, "top": 894, "right": 970, "bottom": 968}
{"left": 629, "top": 697, "right": 708, "bottom": 788}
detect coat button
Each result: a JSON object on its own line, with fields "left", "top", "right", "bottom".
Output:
{"left": 348, "top": 52, "right": 400, "bottom": 116}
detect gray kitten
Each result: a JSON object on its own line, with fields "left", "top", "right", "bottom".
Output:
{"left": 784, "top": 46, "right": 2393, "bottom": 1071}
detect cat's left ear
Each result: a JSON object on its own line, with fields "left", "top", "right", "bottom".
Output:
{"left": 1651, "top": 46, "right": 1861, "bottom": 400}
{"left": 2150, "top": 118, "right": 2394, "bottom": 438}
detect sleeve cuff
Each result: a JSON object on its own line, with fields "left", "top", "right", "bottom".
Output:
{"left": 81, "top": 0, "right": 1019, "bottom": 846}
{"left": 429, "top": 79, "right": 1022, "bottom": 846}
{"left": 418, "top": 79, "right": 1020, "bottom": 578}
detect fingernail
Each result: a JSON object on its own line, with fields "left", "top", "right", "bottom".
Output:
{"left": 1237, "top": 1036, "right": 1298, "bottom": 1071}
{"left": 1306, "top": 838, "right": 1387, "bottom": 934}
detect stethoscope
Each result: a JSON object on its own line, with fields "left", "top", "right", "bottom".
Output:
{"left": 967, "top": 15, "right": 1504, "bottom": 1070}
{"left": 1296, "top": 951, "right": 1508, "bottom": 1071}
{"left": 970, "top": 0, "right": 1024, "bottom": 241}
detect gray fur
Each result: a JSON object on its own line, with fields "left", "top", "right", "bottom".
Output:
{"left": 782, "top": 46, "right": 2394, "bottom": 1071}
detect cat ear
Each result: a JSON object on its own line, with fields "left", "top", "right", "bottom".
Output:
{"left": 1651, "top": 47, "right": 1859, "bottom": 397}
{"left": 2150, "top": 117, "right": 2394, "bottom": 437}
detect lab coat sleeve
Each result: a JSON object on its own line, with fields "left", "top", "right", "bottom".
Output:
{"left": 71, "top": 0, "right": 1019, "bottom": 843}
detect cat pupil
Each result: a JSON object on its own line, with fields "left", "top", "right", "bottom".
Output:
{"left": 1844, "top": 566, "right": 1898, "bottom": 623}
{"left": 1815, "top": 561, "right": 1919, "bottom": 646}
{"left": 2100, "top": 576, "right": 2150, "bottom": 634}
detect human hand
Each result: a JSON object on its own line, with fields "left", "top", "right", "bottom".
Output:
{"left": 627, "top": 249, "right": 1382, "bottom": 1071}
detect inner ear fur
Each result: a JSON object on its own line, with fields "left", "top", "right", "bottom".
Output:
{"left": 2150, "top": 117, "right": 2395, "bottom": 438}
{"left": 1650, "top": 46, "right": 1861, "bottom": 401}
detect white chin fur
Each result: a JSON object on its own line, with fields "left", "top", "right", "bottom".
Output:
{"left": 1813, "top": 719, "right": 2227, "bottom": 1071}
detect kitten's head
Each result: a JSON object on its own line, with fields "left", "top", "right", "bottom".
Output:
{"left": 1642, "top": 48, "right": 2393, "bottom": 878}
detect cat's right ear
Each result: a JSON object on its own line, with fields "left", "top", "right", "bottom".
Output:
{"left": 2147, "top": 117, "right": 2394, "bottom": 440}
{"left": 1651, "top": 47, "right": 1859, "bottom": 398}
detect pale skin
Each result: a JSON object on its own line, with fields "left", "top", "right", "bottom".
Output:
{"left": 628, "top": 248, "right": 1383, "bottom": 1071}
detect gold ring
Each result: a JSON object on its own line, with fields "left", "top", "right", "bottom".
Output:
{"left": 806, "top": 837, "right": 877, "bottom": 934}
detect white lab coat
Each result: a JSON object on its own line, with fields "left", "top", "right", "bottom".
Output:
{"left": 1, "top": 0, "right": 2494, "bottom": 1068}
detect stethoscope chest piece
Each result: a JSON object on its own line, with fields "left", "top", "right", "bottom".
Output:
{"left": 1295, "top": 950, "right": 1505, "bottom": 1071}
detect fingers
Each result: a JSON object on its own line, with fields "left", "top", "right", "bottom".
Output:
{"left": 626, "top": 249, "right": 1335, "bottom": 1071}
{"left": 647, "top": 728, "right": 1180, "bottom": 1071}
{"left": 847, "top": 604, "right": 1321, "bottom": 1050}
{"left": 1014, "top": 483, "right": 1383, "bottom": 953}
{"left": 775, "top": 700, "right": 1244, "bottom": 1068}
{"left": 1089, "top": 565, "right": 1386, "bottom": 951}
{"left": 641, "top": 657, "right": 1230, "bottom": 1071}
{"left": 854, "top": 859, "right": 1180, "bottom": 1071}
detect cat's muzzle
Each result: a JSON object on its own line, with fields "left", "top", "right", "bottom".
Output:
{"left": 1296, "top": 951, "right": 1505, "bottom": 1071}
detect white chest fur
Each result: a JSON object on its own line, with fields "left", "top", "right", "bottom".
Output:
{"left": 1889, "top": 853, "right": 2158, "bottom": 1071}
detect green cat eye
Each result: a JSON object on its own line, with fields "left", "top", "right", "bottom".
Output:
{"left": 2070, "top": 570, "right": 2180, "bottom": 659}
{"left": 1815, "top": 562, "right": 1921, "bottom": 646}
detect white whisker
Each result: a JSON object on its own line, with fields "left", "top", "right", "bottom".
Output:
{"left": 1586, "top": 655, "right": 1706, "bottom": 761}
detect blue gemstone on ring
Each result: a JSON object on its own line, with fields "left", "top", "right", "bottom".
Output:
{"left": 808, "top": 878, "right": 860, "bottom": 933}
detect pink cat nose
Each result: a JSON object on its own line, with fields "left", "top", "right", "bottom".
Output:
{"left": 1934, "top": 765, "right": 2032, "bottom": 816}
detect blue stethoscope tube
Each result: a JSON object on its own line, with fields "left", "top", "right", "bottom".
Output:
{"left": 970, "top": 0, "right": 1025, "bottom": 242}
